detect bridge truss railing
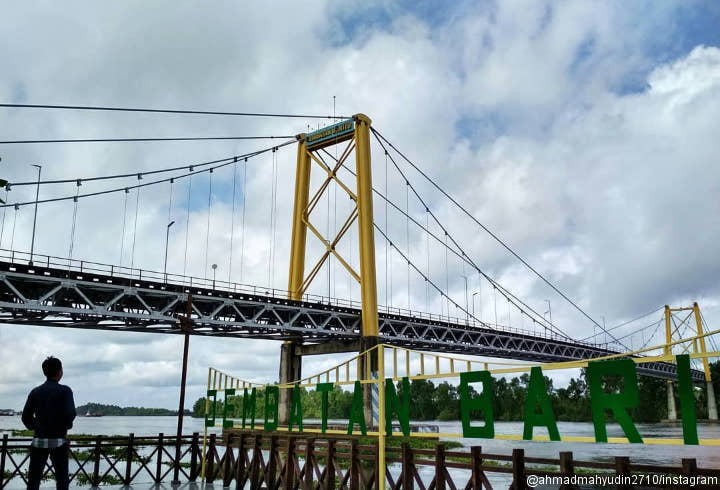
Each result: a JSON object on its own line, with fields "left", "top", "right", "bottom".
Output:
{"left": 0, "top": 248, "right": 597, "bottom": 347}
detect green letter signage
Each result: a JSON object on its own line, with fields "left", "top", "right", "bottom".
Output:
{"left": 289, "top": 385, "right": 304, "bottom": 432}
{"left": 523, "top": 367, "right": 560, "bottom": 441}
{"left": 264, "top": 386, "right": 279, "bottom": 431}
{"left": 316, "top": 383, "right": 334, "bottom": 433}
{"left": 676, "top": 355, "right": 698, "bottom": 445}
{"left": 205, "top": 390, "right": 217, "bottom": 427}
{"left": 347, "top": 381, "right": 367, "bottom": 435}
{"left": 588, "top": 359, "right": 643, "bottom": 443}
{"left": 385, "top": 377, "right": 410, "bottom": 436}
{"left": 222, "top": 389, "right": 236, "bottom": 428}
{"left": 241, "top": 388, "right": 256, "bottom": 429}
{"left": 459, "top": 371, "right": 494, "bottom": 438}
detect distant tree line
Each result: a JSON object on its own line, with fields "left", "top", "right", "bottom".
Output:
{"left": 191, "top": 361, "right": 720, "bottom": 424}
{"left": 77, "top": 402, "right": 190, "bottom": 416}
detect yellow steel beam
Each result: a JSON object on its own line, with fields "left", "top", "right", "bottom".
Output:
{"left": 288, "top": 135, "right": 311, "bottom": 300}
{"left": 694, "top": 302, "right": 712, "bottom": 382}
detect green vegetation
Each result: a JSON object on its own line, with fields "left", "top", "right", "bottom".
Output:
{"left": 77, "top": 402, "right": 190, "bottom": 416}
{"left": 191, "top": 361, "right": 719, "bottom": 424}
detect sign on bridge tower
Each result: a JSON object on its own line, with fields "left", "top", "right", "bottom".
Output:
{"left": 281, "top": 114, "right": 380, "bottom": 424}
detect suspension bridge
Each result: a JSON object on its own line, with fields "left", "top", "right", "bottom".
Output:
{"left": 0, "top": 105, "right": 717, "bottom": 426}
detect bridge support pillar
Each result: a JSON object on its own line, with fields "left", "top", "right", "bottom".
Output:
{"left": 359, "top": 336, "right": 379, "bottom": 428}
{"left": 278, "top": 341, "right": 302, "bottom": 426}
{"left": 666, "top": 381, "right": 677, "bottom": 420}
{"left": 708, "top": 381, "right": 718, "bottom": 420}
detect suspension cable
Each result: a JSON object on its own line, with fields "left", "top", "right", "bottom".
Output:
{"left": 361, "top": 136, "right": 573, "bottom": 340}
{"left": 579, "top": 306, "right": 665, "bottom": 341}
{"left": 372, "top": 127, "right": 614, "bottom": 344}
{"left": 0, "top": 135, "right": 295, "bottom": 145}
{"left": 374, "top": 134, "right": 571, "bottom": 338}
{"left": 1, "top": 139, "right": 296, "bottom": 209}
{"left": 0, "top": 102, "right": 347, "bottom": 119}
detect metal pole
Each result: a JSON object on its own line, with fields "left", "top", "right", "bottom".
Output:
{"left": 472, "top": 292, "right": 479, "bottom": 321}
{"left": 164, "top": 221, "right": 175, "bottom": 278}
{"left": 29, "top": 165, "right": 42, "bottom": 265}
{"left": 212, "top": 263, "right": 217, "bottom": 289}
{"left": 173, "top": 293, "right": 193, "bottom": 484}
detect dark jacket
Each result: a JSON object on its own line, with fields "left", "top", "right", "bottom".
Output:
{"left": 21, "top": 380, "right": 76, "bottom": 438}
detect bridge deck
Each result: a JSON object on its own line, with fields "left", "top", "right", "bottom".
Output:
{"left": 0, "top": 259, "right": 701, "bottom": 381}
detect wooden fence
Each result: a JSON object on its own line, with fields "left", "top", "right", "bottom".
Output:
{"left": 2, "top": 430, "right": 719, "bottom": 488}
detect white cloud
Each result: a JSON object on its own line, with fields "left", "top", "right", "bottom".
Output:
{"left": 1, "top": 2, "right": 719, "bottom": 411}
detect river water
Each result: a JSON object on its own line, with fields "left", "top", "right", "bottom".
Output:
{"left": 2, "top": 416, "right": 719, "bottom": 487}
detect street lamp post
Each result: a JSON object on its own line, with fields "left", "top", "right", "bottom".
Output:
{"left": 212, "top": 263, "right": 217, "bottom": 289}
{"left": 164, "top": 221, "right": 175, "bottom": 278}
{"left": 472, "top": 292, "right": 480, "bottom": 321}
{"left": 29, "top": 165, "right": 42, "bottom": 265}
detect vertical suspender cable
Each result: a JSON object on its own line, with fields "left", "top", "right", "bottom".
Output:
{"left": 0, "top": 189, "right": 8, "bottom": 247}
{"left": 183, "top": 174, "right": 193, "bottom": 277}
{"left": 10, "top": 205, "right": 18, "bottom": 250}
{"left": 119, "top": 189, "right": 129, "bottom": 267}
{"left": 268, "top": 149, "right": 277, "bottom": 288}
{"left": 385, "top": 150, "right": 389, "bottom": 309}
{"left": 228, "top": 158, "right": 238, "bottom": 282}
{"left": 240, "top": 158, "right": 247, "bottom": 282}
{"left": 68, "top": 182, "right": 80, "bottom": 261}
{"left": 204, "top": 169, "right": 213, "bottom": 280}
{"left": 168, "top": 179, "right": 174, "bottom": 222}
{"left": 425, "top": 209, "right": 430, "bottom": 312}
{"left": 493, "top": 285, "right": 498, "bottom": 327}
{"left": 130, "top": 186, "right": 141, "bottom": 271}
{"left": 272, "top": 148, "right": 279, "bottom": 288}
{"left": 405, "top": 181, "right": 410, "bottom": 309}
{"left": 444, "top": 233, "right": 449, "bottom": 317}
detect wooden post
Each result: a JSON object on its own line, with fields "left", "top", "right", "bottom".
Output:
{"left": 682, "top": 458, "right": 698, "bottom": 478}
{"left": 267, "top": 435, "right": 279, "bottom": 489}
{"left": 235, "top": 433, "right": 247, "bottom": 490}
{"left": 223, "top": 434, "right": 235, "bottom": 488}
{"left": 92, "top": 435, "right": 102, "bottom": 486}
{"left": 285, "top": 436, "right": 296, "bottom": 490}
{"left": 511, "top": 448, "right": 526, "bottom": 490}
{"left": 124, "top": 433, "right": 135, "bottom": 485}
{"left": 559, "top": 452, "right": 575, "bottom": 490}
{"left": 190, "top": 432, "right": 200, "bottom": 481}
{"left": 401, "top": 442, "right": 414, "bottom": 490}
{"left": 614, "top": 456, "right": 630, "bottom": 490}
{"left": 326, "top": 439, "right": 336, "bottom": 490}
{"left": 251, "top": 434, "right": 262, "bottom": 490}
{"left": 1, "top": 434, "right": 8, "bottom": 489}
{"left": 470, "top": 446, "right": 483, "bottom": 490}
{"left": 304, "top": 438, "right": 315, "bottom": 489}
{"left": 434, "top": 444, "right": 446, "bottom": 490}
{"left": 207, "top": 433, "right": 217, "bottom": 483}
{"left": 156, "top": 433, "right": 164, "bottom": 483}
{"left": 350, "top": 439, "right": 360, "bottom": 490}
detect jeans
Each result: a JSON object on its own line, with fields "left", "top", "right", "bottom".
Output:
{"left": 27, "top": 444, "right": 69, "bottom": 490}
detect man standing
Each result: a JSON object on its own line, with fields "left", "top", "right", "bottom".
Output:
{"left": 22, "top": 357, "right": 76, "bottom": 490}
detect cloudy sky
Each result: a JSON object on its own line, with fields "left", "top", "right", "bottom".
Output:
{"left": 1, "top": 1, "right": 720, "bottom": 411}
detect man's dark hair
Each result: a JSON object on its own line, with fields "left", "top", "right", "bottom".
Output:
{"left": 42, "top": 356, "right": 62, "bottom": 378}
